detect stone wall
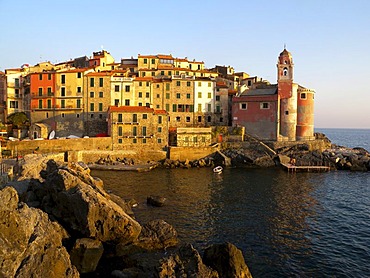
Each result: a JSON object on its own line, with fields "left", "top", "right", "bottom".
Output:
{"left": 169, "top": 146, "right": 219, "bottom": 161}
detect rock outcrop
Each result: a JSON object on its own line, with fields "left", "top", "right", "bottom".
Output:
{"left": 0, "top": 186, "right": 79, "bottom": 278}
{"left": 203, "top": 242, "right": 253, "bottom": 278}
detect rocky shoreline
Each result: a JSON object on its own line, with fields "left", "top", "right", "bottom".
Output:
{"left": 0, "top": 156, "right": 253, "bottom": 277}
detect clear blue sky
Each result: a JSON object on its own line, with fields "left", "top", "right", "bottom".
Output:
{"left": 1, "top": 0, "right": 369, "bottom": 128}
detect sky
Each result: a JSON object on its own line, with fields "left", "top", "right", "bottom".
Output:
{"left": 0, "top": 0, "right": 369, "bottom": 129}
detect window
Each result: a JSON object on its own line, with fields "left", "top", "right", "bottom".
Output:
{"left": 198, "top": 82, "right": 201, "bottom": 87}
{"left": 90, "top": 92, "right": 94, "bottom": 98}
{"left": 146, "top": 103, "right": 150, "bottom": 107}
{"left": 142, "top": 126, "right": 147, "bottom": 136}
{"left": 186, "top": 93, "right": 191, "bottom": 99}
{"left": 151, "top": 58, "right": 155, "bottom": 64}
{"left": 152, "top": 72, "right": 155, "bottom": 76}
{"left": 143, "top": 58, "right": 147, "bottom": 64}
{"left": 118, "top": 126, "right": 123, "bottom": 136}
{"left": 62, "top": 113, "right": 65, "bottom": 118}
{"left": 208, "top": 82, "right": 211, "bottom": 87}
{"left": 207, "top": 116, "right": 211, "bottom": 122}
{"left": 90, "top": 77, "right": 94, "bottom": 87}
{"left": 216, "top": 105, "right": 221, "bottom": 113}
{"left": 38, "top": 87, "right": 43, "bottom": 96}
{"left": 125, "top": 99, "right": 130, "bottom": 106}
{"left": 300, "top": 93, "right": 307, "bottom": 99}
{"left": 10, "top": 101, "right": 18, "bottom": 108}
{"left": 98, "top": 103, "right": 103, "bottom": 111}
{"left": 198, "top": 92, "right": 202, "bottom": 98}
{"left": 77, "top": 86, "right": 81, "bottom": 93}
{"left": 186, "top": 116, "right": 190, "bottom": 122}
{"left": 220, "top": 117, "right": 223, "bottom": 122}
{"left": 207, "top": 104, "right": 211, "bottom": 112}
{"left": 133, "top": 114, "right": 137, "bottom": 123}
{"left": 76, "top": 114, "right": 80, "bottom": 118}
{"left": 208, "top": 92, "right": 212, "bottom": 98}
{"left": 157, "top": 94, "right": 160, "bottom": 98}
{"left": 176, "top": 116, "right": 181, "bottom": 122}
{"left": 260, "top": 102, "right": 269, "bottom": 109}
{"left": 77, "top": 72, "right": 82, "bottom": 78}
{"left": 139, "top": 92, "right": 142, "bottom": 98}
{"left": 198, "top": 116, "right": 202, "bottom": 122}
{"left": 285, "top": 111, "right": 289, "bottom": 115}
{"left": 118, "top": 138, "right": 122, "bottom": 144}
{"left": 158, "top": 127, "right": 162, "bottom": 132}
{"left": 283, "top": 67, "right": 288, "bottom": 76}
{"left": 46, "top": 112, "right": 49, "bottom": 118}
{"left": 157, "top": 138, "right": 162, "bottom": 144}
{"left": 216, "top": 95, "right": 220, "bottom": 101}
{"left": 165, "top": 103, "right": 170, "bottom": 111}
{"left": 61, "top": 75, "right": 66, "bottom": 84}
{"left": 133, "top": 126, "right": 137, "bottom": 136}
{"left": 240, "top": 103, "right": 247, "bottom": 110}
{"left": 15, "top": 89, "right": 19, "bottom": 97}
{"left": 115, "top": 85, "right": 119, "bottom": 92}
{"left": 39, "top": 74, "right": 43, "bottom": 80}
{"left": 176, "top": 81, "right": 180, "bottom": 86}
{"left": 90, "top": 114, "right": 94, "bottom": 118}
{"left": 133, "top": 138, "right": 137, "bottom": 143}
{"left": 77, "top": 99, "right": 81, "bottom": 108}
{"left": 61, "top": 100, "right": 65, "bottom": 108}
{"left": 166, "top": 93, "right": 170, "bottom": 99}
{"left": 248, "top": 80, "right": 252, "bottom": 86}
{"left": 143, "top": 114, "right": 147, "bottom": 119}
{"left": 176, "top": 93, "right": 181, "bottom": 99}
{"left": 172, "top": 104, "right": 177, "bottom": 112}
{"left": 99, "top": 78, "right": 103, "bottom": 87}
{"left": 186, "top": 81, "right": 191, "bottom": 87}
{"left": 15, "top": 78, "right": 20, "bottom": 87}
{"left": 61, "top": 87, "right": 66, "bottom": 97}
{"left": 142, "top": 138, "right": 147, "bottom": 144}
{"left": 47, "top": 99, "right": 51, "bottom": 108}
{"left": 158, "top": 116, "right": 162, "bottom": 124}
{"left": 198, "top": 104, "right": 202, "bottom": 112}
{"left": 139, "top": 81, "right": 142, "bottom": 86}
{"left": 138, "top": 103, "right": 142, "bottom": 106}
{"left": 48, "top": 73, "right": 52, "bottom": 80}
{"left": 99, "top": 92, "right": 103, "bottom": 98}
{"left": 118, "top": 114, "right": 122, "bottom": 122}
{"left": 146, "top": 92, "right": 150, "bottom": 98}
{"left": 146, "top": 81, "right": 150, "bottom": 87}
{"left": 161, "top": 71, "right": 165, "bottom": 76}
{"left": 125, "top": 85, "right": 130, "bottom": 92}
{"left": 90, "top": 103, "right": 94, "bottom": 111}
{"left": 166, "top": 83, "right": 170, "bottom": 91}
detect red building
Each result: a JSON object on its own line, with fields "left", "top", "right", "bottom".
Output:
{"left": 232, "top": 48, "right": 315, "bottom": 141}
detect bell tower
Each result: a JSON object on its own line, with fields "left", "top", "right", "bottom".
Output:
{"left": 277, "top": 48, "right": 297, "bottom": 140}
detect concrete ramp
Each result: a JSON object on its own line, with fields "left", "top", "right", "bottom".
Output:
{"left": 216, "top": 150, "right": 232, "bottom": 167}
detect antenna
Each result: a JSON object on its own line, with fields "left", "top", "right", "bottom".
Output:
{"left": 284, "top": 43, "right": 287, "bottom": 49}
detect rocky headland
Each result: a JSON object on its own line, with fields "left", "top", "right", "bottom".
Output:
{"left": 0, "top": 155, "right": 253, "bottom": 277}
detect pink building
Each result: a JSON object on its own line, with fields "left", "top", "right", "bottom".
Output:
{"left": 232, "top": 48, "right": 315, "bottom": 141}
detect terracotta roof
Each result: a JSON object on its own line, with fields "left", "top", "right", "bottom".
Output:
{"left": 154, "top": 110, "right": 168, "bottom": 115}
{"left": 86, "top": 71, "right": 113, "bottom": 76}
{"left": 138, "top": 55, "right": 157, "bottom": 58}
{"left": 109, "top": 106, "right": 154, "bottom": 113}
{"left": 216, "top": 81, "right": 228, "bottom": 88}
{"left": 134, "top": 77, "right": 154, "bottom": 81}
{"left": 157, "top": 54, "right": 174, "bottom": 59}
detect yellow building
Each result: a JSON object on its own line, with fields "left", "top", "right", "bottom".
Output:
{"left": 107, "top": 106, "right": 168, "bottom": 150}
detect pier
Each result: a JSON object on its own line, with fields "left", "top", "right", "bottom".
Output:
{"left": 281, "top": 163, "right": 331, "bottom": 173}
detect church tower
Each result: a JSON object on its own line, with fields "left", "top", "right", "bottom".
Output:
{"left": 277, "top": 48, "right": 297, "bottom": 140}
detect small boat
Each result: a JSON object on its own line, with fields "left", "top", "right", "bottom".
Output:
{"left": 213, "top": 166, "right": 223, "bottom": 174}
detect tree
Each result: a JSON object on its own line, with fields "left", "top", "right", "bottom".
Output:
{"left": 6, "top": 112, "right": 30, "bottom": 129}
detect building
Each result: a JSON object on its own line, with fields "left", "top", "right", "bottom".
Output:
{"left": 232, "top": 48, "right": 315, "bottom": 141}
{"left": 107, "top": 106, "right": 168, "bottom": 150}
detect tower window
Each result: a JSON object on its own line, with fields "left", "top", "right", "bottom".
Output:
{"left": 283, "top": 68, "right": 288, "bottom": 76}
{"left": 300, "top": 93, "right": 307, "bottom": 99}
{"left": 285, "top": 111, "right": 289, "bottom": 115}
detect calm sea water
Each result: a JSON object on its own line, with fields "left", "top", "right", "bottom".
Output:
{"left": 93, "top": 128, "right": 370, "bottom": 278}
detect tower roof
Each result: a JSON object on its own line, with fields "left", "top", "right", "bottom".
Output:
{"left": 279, "top": 48, "right": 292, "bottom": 57}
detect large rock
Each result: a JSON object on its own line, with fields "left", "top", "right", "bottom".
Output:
{"left": 203, "top": 242, "right": 252, "bottom": 278}
{"left": 0, "top": 186, "right": 79, "bottom": 278}
{"left": 70, "top": 238, "right": 104, "bottom": 274}
{"left": 135, "top": 219, "right": 178, "bottom": 250}
{"left": 36, "top": 160, "right": 142, "bottom": 244}
{"left": 157, "top": 244, "right": 219, "bottom": 278}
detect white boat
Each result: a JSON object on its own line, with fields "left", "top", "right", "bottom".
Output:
{"left": 213, "top": 166, "right": 223, "bottom": 174}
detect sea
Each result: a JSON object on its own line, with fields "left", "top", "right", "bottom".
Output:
{"left": 92, "top": 128, "right": 370, "bottom": 278}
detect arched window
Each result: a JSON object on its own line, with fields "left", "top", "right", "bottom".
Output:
{"left": 283, "top": 67, "right": 288, "bottom": 76}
